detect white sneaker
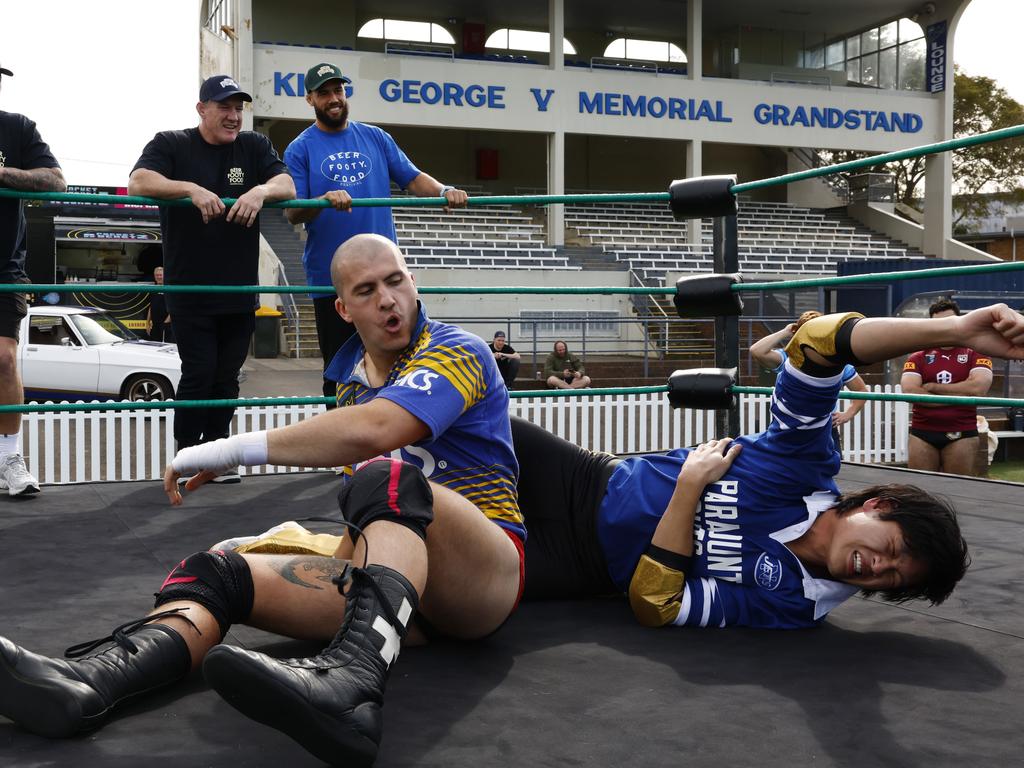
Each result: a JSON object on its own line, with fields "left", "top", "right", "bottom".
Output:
{"left": 0, "top": 453, "right": 41, "bottom": 497}
{"left": 211, "top": 467, "right": 241, "bottom": 484}
{"left": 177, "top": 467, "right": 241, "bottom": 485}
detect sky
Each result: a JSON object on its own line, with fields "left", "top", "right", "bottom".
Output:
{"left": 0, "top": 0, "right": 1020, "bottom": 187}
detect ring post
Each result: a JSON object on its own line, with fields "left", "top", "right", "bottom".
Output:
{"left": 713, "top": 214, "right": 741, "bottom": 438}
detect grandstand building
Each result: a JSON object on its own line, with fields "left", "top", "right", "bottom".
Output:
{"left": 197, "top": 0, "right": 997, "bottom": 364}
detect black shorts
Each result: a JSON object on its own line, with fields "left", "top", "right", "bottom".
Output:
{"left": 512, "top": 416, "right": 619, "bottom": 600}
{"left": 0, "top": 278, "right": 29, "bottom": 341}
{"left": 909, "top": 427, "right": 979, "bottom": 450}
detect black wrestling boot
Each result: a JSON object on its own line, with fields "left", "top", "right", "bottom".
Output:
{"left": 203, "top": 563, "right": 418, "bottom": 768}
{"left": 0, "top": 610, "right": 192, "bottom": 738}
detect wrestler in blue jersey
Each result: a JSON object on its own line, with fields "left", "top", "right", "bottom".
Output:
{"left": 597, "top": 362, "right": 857, "bottom": 628}
{"left": 517, "top": 308, "right": 977, "bottom": 630}
{"left": 326, "top": 302, "right": 524, "bottom": 541}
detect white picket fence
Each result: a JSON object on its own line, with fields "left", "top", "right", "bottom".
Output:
{"left": 19, "top": 386, "right": 910, "bottom": 485}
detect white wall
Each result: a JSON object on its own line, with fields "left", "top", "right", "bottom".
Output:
{"left": 412, "top": 268, "right": 640, "bottom": 356}
{"left": 252, "top": 46, "right": 942, "bottom": 153}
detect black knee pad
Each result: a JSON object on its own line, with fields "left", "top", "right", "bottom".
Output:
{"left": 153, "top": 550, "right": 254, "bottom": 638}
{"left": 337, "top": 459, "right": 434, "bottom": 543}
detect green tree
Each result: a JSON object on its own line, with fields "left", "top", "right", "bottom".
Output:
{"left": 950, "top": 69, "right": 1024, "bottom": 226}
{"left": 818, "top": 69, "right": 1024, "bottom": 224}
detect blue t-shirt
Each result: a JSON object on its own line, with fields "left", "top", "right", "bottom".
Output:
{"left": 597, "top": 362, "right": 858, "bottom": 629}
{"left": 325, "top": 303, "right": 524, "bottom": 541}
{"left": 284, "top": 121, "right": 420, "bottom": 295}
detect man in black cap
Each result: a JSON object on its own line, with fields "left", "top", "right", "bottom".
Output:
{"left": 0, "top": 64, "right": 65, "bottom": 496}
{"left": 489, "top": 330, "right": 521, "bottom": 388}
{"left": 283, "top": 62, "right": 469, "bottom": 405}
{"left": 128, "top": 75, "right": 295, "bottom": 478}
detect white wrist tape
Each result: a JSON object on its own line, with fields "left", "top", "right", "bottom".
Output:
{"left": 171, "top": 430, "right": 269, "bottom": 475}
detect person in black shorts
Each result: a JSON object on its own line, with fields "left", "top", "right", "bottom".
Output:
{"left": 128, "top": 75, "right": 295, "bottom": 478}
{"left": 0, "top": 63, "right": 65, "bottom": 496}
{"left": 900, "top": 298, "right": 993, "bottom": 476}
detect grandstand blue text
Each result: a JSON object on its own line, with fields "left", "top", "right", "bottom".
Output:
{"left": 754, "top": 104, "right": 923, "bottom": 133}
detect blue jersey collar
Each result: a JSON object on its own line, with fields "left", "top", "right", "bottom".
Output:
{"left": 324, "top": 301, "right": 430, "bottom": 385}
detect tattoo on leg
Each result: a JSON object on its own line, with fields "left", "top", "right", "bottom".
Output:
{"left": 273, "top": 556, "right": 346, "bottom": 590}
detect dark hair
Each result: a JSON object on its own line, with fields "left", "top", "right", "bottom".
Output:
{"left": 831, "top": 483, "right": 969, "bottom": 605}
{"left": 553, "top": 339, "right": 568, "bottom": 353}
{"left": 928, "top": 298, "right": 961, "bottom": 317}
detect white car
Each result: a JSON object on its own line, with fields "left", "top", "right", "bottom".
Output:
{"left": 18, "top": 306, "right": 181, "bottom": 402}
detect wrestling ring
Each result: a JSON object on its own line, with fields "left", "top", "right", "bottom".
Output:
{"left": 1, "top": 125, "right": 1024, "bottom": 767}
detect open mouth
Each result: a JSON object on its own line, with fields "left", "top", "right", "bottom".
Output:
{"left": 852, "top": 551, "right": 863, "bottom": 576}
{"left": 384, "top": 314, "right": 402, "bottom": 332}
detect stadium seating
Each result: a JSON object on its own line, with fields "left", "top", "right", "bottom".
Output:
{"left": 565, "top": 199, "right": 924, "bottom": 280}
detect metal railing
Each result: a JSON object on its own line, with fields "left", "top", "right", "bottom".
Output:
{"left": 274, "top": 262, "right": 301, "bottom": 360}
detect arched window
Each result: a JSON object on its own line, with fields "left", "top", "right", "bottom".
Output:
{"left": 604, "top": 38, "right": 686, "bottom": 63}
{"left": 485, "top": 28, "right": 577, "bottom": 55}
{"left": 357, "top": 18, "right": 455, "bottom": 45}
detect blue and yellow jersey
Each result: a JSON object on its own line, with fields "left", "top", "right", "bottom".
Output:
{"left": 325, "top": 303, "right": 523, "bottom": 540}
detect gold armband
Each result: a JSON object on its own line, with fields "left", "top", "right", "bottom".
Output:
{"left": 628, "top": 554, "right": 686, "bottom": 627}
{"left": 783, "top": 311, "right": 864, "bottom": 372}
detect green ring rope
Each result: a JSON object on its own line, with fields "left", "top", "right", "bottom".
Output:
{"left": 3, "top": 387, "right": 1023, "bottom": 414}
{"left": 6, "top": 259, "right": 1024, "bottom": 295}
{"left": 1, "top": 124, "right": 1020, "bottom": 209}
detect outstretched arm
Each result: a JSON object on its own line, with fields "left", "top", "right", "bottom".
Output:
{"left": 789, "top": 305, "right": 1024, "bottom": 378}
{"left": 164, "top": 398, "right": 429, "bottom": 504}
{"left": 850, "top": 305, "right": 1024, "bottom": 363}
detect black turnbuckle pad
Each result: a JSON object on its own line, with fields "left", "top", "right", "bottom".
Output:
{"left": 673, "top": 273, "right": 744, "bottom": 318}
{"left": 668, "top": 175, "right": 737, "bottom": 220}
{"left": 667, "top": 368, "right": 737, "bottom": 410}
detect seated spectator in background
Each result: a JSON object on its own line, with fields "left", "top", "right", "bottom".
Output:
{"left": 489, "top": 330, "right": 521, "bottom": 389}
{"left": 544, "top": 340, "right": 591, "bottom": 390}
{"left": 749, "top": 310, "right": 866, "bottom": 447}
{"left": 900, "top": 298, "right": 993, "bottom": 476}
{"left": 146, "top": 266, "right": 174, "bottom": 343}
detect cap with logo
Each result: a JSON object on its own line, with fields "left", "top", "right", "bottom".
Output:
{"left": 199, "top": 74, "right": 252, "bottom": 103}
{"left": 0, "top": 65, "right": 12, "bottom": 77}
{"left": 493, "top": 331, "right": 506, "bottom": 339}
{"left": 305, "top": 63, "right": 351, "bottom": 92}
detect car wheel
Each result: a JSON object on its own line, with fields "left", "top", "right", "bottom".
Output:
{"left": 121, "top": 374, "right": 173, "bottom": 402}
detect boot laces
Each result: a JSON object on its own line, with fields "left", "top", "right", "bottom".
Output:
{"left": 327, "top": 564, "right": 407, "bottom": 652}
{"left": 64, "top": 607, "right": 199, "bottom": 659}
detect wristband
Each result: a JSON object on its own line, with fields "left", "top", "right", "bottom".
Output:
{"left": 171, "top": 430, "right": 269, "bottom": 475}
{"left": 439, "top": 185, "right": 455, "bottom": 196}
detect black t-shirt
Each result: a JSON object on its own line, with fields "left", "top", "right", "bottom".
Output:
{"left": 0, "top": 111, "right": 60, "bottom": 280}
{"left": 489, "top": 341, "right": 518, "bottom": 370}
{"left": 132, "top": 128, "right": 288, "bottom": 314}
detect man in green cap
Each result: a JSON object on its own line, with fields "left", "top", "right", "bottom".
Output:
{"left": 283, "top": 63, "right": 468, "bottom": 403}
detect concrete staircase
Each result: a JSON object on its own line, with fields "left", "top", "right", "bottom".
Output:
{"left": 823, "top": 208, "right": 926, "bottom": 259}
{"left": 557, "top": 245, "right": 626, "bottom": 271}
{"left": 259, "top": 211, "right": 320, "bottom": 357}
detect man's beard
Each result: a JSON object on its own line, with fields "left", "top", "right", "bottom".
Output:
{"left": 315, "top": 101, "right": 349, "bottom": 129}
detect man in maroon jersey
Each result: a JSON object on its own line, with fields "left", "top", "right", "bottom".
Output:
{"left": 900, "top": 298, "right": 993, "bottom": 475}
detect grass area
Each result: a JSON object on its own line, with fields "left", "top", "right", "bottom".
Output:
{"left": 987, "top": 460, "right": 1024, "bottom": 483}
